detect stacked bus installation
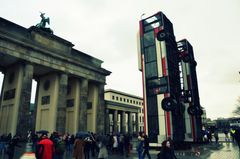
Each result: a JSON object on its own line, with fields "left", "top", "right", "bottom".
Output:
{"left": 177, "top": 39, "right": 203, "bottom": 142}
{"left": 137, "top": 11, "right": 203, "bottom": 145}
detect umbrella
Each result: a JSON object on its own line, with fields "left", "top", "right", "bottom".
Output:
{"left": 36, "top": 130, "right": 49, "bottom": 135}
{"left": 76, "top": 131, "right": 91, "bottom": 139}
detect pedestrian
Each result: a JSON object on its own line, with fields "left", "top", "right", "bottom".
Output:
{"left": 70, "top": 134, "right": 75, "bottom": 153}
{"left": 6, "top": 135, "right": 21, "bottom": 159}
{"left": 31, "top": 132, "right": 38, "bottom": 151}
{"left": 214, "top": 129, "right": 219, "bottom": 144}
{"left": 36, "top": 133, "right": 54, "bottom": 159}
{"left": 54, "top": 135, "right": 66, "bottom": 159}
{"left": 207, "top": 130, "right": 212, "bottom": 143}
{"left": 6, "top": 133, "right": 12, "bottom": 142}
{"left": 230, "top": 128, "right": 236, "bottom": 143}
{"left": 64, "top": 133, "right": 71, "bottom": 154}
{"left": 84, "top": 137, "right": 92, "bottom": 159}
{"left": 224, "top": 129, "right": 230, "bottom": 142}
{"left": 142, "top": 134, "right": 151, "bottom": 159}
{"left": 157, "top": 140, "right": 177, "bottom": 159}
{"left": 107, "top": 134, "right": 113, "bottom": 154}
{"left": 97, "top": 135, "right": 108, "bottom": 159}
{"left": 112, "top": 134, "right": 118, "bottom": 154}
{"left": 123, "top": 134, "right": 131, "bottom": 157}
{"left": 90, "top": 133, "right": 96, "bottom": 157}
{"left": 137, "top": 132, "right": 144, "bottom": 159}
{"left": 234, "top": 128, "right": 240, "bottom": 150}
{"left": 73, "top": 136, "right": 85, "bottom": 159}
{"left": 119, "top": 134, "right": 124, "bottom": 155}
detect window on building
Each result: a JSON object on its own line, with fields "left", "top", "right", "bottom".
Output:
{"left": 133, "top": 101, "right": 135, "bottom": 104}
{"left": 116, "top": 96, "right": 119, "bottom": 100}
{"left": 127, "top": 99, "right": 129, "bottom": 102}
{"left": 124, "top": 98, "right": 126, "bottom": 102}
{"left": 120, "top": 97, "right": 122, "bottom": 101}
{"left": 130, "top": 100, "right": 132, "bottom": 103}
{"left": 112, "top": 96, "right": 115, "bottom": 100}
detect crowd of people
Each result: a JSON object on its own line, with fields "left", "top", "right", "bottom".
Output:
{"left": 32, "top": 131, "right": 135, "bottom": 159}
{"left": 202, "top": 126, "right": 240, "bottom": 148}
{"left": 0, "top": 131, "right": 179, "bottom": 159}
{"left": 0, "top": 131, "right": 135, "bottom": 159}
{"left": 3, "top": 127, "right": 240, "bottom": 159}
{"left": 0, "top": 133, "right": 21, "bottom": 159}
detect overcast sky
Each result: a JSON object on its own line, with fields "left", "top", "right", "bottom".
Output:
{"left": 0, "top": 0, "right": 240, "bottom": 120}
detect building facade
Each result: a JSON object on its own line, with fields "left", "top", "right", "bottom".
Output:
{"left": 104, "top": 89, "right": 144, "bottom": 135}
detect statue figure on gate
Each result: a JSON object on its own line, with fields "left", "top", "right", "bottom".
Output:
{"left": 36, "top": 12, "right": 53, "bottom": 34}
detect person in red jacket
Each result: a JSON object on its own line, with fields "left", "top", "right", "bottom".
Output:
{"left": 36, "top": 133, "right": 54, "bottom": 159}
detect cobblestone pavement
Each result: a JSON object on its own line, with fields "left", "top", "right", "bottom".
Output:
{"left": 206, "top": 143, "right": 239, "bottom": 159}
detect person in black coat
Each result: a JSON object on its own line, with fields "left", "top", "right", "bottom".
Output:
{"left": 142, "top": 134, "right": 151, "bottom": 159}
{"left": 234, "top": 128, "right": 240, "bottom": 150}
{"left": 157, "top": 140, "right": 177, "bottom": 159}
{"left": 6, "top": 135, "right": 21, "bottom": 159}
{"left": 123, "top": 134, "right": 130, "bottom": 157}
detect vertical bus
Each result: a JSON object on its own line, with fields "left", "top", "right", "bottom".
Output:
{"left": 177, "top": 39, "right": 203, "bottom": 142}
{"left": 137, "top": 12, "right": 185, "bottom": 146}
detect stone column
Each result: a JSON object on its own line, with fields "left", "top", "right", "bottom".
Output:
{"left": 56, "top": 73, "right": 68, "bottom": 133}
{"left": 105, "top": 108, "right": 110, "bottom": 134}
{"left": 128, "top": 112, "right": 133, "bottom": 135}
{"left": 0, "top": 72, "right": 5, "bottom": 109}
{"left": 135, "top": 112, "right": 139, "bottom": 134}
{"left": 113, "top": 110, "right": 118, "bottom": 134}
{"left": 16, "top": 63, "right": 33, "bottom": 136}
{"left": 79, "top": 79, "right": 88, "bottom": 131}
{"left": 0, "top": 73, "right": 5, "bottom": 135}
{"left": 96, "top": 84, "right": 105, "bottom": 134}
{"left": 32, "top": 80, "right": 40, "bottom": 132}
{"left": 121, "top": 111, "right": 126, "bottom": 134}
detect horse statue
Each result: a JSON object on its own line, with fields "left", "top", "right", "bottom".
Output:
{"left": 36, "top": 12, "right": 53, "bottom": 34}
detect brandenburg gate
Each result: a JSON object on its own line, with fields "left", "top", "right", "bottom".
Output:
{"left": 0, "top": 17, "right": 111, "bottom": 136}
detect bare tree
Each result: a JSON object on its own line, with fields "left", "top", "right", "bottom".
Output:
{"left": 233, "top": 97, "right": 240, "bottom": 115}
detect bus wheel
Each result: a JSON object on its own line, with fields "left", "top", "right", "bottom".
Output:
{"left": 162, "top": 97, "right": 176, "bottom": 111}
{"left": 157, "top": 31, "right": 166, "bottom": 41}
{"left": 187, "top": 106, "right": 196, "bottom": 115}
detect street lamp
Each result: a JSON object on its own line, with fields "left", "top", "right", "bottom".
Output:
{"left": 141, "top": 13, "right": 145, "bottom": 20}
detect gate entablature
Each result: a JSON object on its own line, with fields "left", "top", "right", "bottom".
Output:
{"left": 0, "top": 17, "right": 111, "bottom": 83}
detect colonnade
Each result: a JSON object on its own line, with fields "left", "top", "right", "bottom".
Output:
{"left": 105, "top": 109, "right": 139, "bottom": 135}
{"left": 0, "top": 62, "right": 106, "bottom": 136}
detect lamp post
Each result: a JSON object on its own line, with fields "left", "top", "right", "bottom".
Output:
{"left": 141, "top": 13, "right": 145, "bottom": 20}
